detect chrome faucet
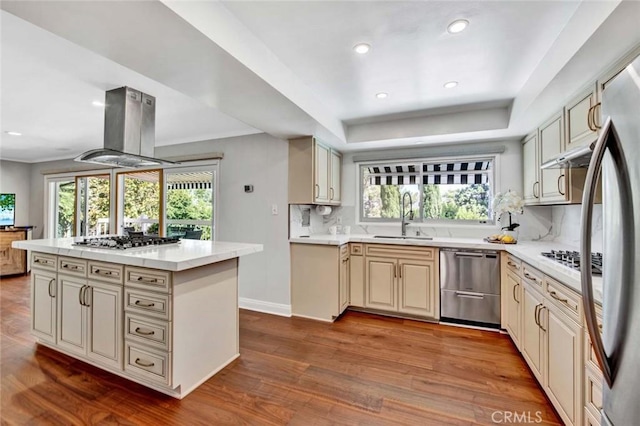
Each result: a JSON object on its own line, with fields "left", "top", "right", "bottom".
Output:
{"left": 401, "top": 192, "right": 414, "bottom": 236}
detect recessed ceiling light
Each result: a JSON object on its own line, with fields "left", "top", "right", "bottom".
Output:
{"left": 444, "top": 81, "right": 459, "bottom": 89}
{"left": 375, "top": 92, "right": 388, "bottom": 99}
{"left": 447, "top": 19, "right": 469, "bottom": 34}
{"left": 5, "top": 131, "right": 22, "bottom": 136}
{"left": 92, "top": 101, "right": 105, "bottom": 107}
{"left": 353, "top": 43, "right": 371, "bottom": 54}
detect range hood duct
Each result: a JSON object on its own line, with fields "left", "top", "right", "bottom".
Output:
{"left": 540, "top": 143, "right": 594, "bottom": 169}
{"left": 75, "top": 87, "right": 177, "bottom": 168}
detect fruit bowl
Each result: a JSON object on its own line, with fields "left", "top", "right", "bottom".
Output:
{"left": 485, "top": 234, "right": 517, "bottom": 244}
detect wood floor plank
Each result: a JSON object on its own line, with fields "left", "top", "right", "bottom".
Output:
{"left": 0, "top": 274, "right": 561, "bottom": 424}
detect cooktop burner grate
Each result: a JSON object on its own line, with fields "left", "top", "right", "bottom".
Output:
{"left": 540, "top": 250, "right": 602, "bottom": 275}
{"left": 73, "top": 235, "right": 181, "bottom": 250}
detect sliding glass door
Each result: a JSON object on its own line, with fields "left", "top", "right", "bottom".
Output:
{"left": 163, "top": 166, "right": 216, "bottom": 240}
{"left": 116, "top": 169, "right": 163, "bottom": 235}
{"left": 76, "top": 174, "right": 111, "bottom": 236}
{"left": 47, "top": 178, "right": 76, "bottom": 238}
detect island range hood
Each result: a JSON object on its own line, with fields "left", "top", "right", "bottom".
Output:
{"left": 540, "top": 142, "right": 594, "bottom": 169}
{"left": 75, "top": 86, "right": 177, "bottom": 168}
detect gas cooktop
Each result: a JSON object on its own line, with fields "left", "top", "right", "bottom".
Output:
{"left": 540, "top": 250, "right": 603, "bottom": 275}
{"left": 73, "top": 235, "right": 181, "bottom": 250}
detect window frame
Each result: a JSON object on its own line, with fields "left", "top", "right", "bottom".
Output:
{"left": 357, "top": 154, "right": 498, "bottom": 226}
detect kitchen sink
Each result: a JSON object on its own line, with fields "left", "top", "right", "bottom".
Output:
{"left": 372, "top": 235, "right": 433, "bottom": 240}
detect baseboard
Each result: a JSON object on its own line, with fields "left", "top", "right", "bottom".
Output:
{"left": 239, "top": 297, "right": 291, "bottom": 317}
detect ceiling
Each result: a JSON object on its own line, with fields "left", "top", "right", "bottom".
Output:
{"left": 1, "top": 0, "right": 640, "bottom": 163}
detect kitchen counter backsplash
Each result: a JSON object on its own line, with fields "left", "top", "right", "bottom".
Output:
{"left": 289, "top": 203, "right": 602, "bottom": 250}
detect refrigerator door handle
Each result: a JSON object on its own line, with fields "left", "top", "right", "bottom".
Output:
{"left": 581, "top": 116, "right": 627, "bottom": 388}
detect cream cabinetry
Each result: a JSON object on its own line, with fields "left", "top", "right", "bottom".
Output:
{"left": 291, "top": 243, "right": 350, "bottom": 321}
{"left": 349, "top": 244, "right": 365, "bottom": 307}
{"left": 364, "top": 244, "right": 438, "bottom": 320}
{"left": 28, "top": 251, "right": 241, "bottom": 399}
{"left": 56, "top": 257, "right": 124, "bottom": 369}
{"left": 565, "top": 85, "right": 599, "bottom": 151}
{"left": 523, "top": 132, "right": 540, "bottom": 204}
{"left": 288, "top": 136, "right": 342, "bottom": 206}
{"left": 502, "top": 255, "right": 589, "bottom": 426}
{"left": 539, "top": 113, "right": 567, "bottom": 203}
{"left": 31, "top": 268, "right": 57, "bottom": 344}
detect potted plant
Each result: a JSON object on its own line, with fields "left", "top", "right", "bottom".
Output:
{"left": 491, "top": 190, "right": 524, "bottom": 243}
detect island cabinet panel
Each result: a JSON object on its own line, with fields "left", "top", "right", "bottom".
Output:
{"left": 57, "top": 275, "right": 88, "bottom": 356}
{"left": 31, "top": 269, "right": 57, "bottom": 344}
{"left": 87, "top": 281, "right": 123, "bottom": 369}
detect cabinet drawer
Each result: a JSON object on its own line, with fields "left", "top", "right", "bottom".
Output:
{"left": 58, "top": 257, "right": 87, "bottom": 277}
{"left": 505, "top": 255, "right": 521, "bottom": 275}
{"left": 522, "top": 263, "right": 543, "bottom": 290}
{"left": 32, "top": 253, "right": 57, "bottom": 271}
{"left": 125, "top": 343, "right": 171, "bottom": 386}
{"left": 125, "top": 267, "right": 171, "bottom": 293}
{"left": 124, "top": 289, "right": 171, "bottom": 321}
{"left": 545, "top": 278, "right": 582, "bottom": 324}
{"left": 125, "top": 313, "right": 172, "bottom": 351}
{"left": 585, "top": 366, "right": 603, "bottom": 417}
{"left": 584, "top": 407, "right": 601, "bottom": 426}
{"left": 340, "top": 244, "right": 349, "bottom": 257}
{"left": 88, "top": 261, "right": 124, "bottom": 284}
{"left": 585, "top": 305, "right": 604, "bottom": 373}
{"left": 365, "top": 244, "right": 435, "bottom": 261}
{"left": 350, "top": 243, "right": 363, "bottom": 256}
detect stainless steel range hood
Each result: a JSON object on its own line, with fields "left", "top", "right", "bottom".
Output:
{"left": 540, "top": 143, "right": 594, "bottom": 169}
{"left": 75, "top": 87, "right": 177, "bottom": 168}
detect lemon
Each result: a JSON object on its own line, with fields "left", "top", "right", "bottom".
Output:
{"left": 501, "top": 235, "right": 515, "bottom": 243}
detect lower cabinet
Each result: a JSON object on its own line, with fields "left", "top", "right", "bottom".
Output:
{"left": 364, "top": 245, "right": 438, "bottom": 320}
{"left": 504, "top": 271, "right": 522, "bottom": 349}
{"left": 349, "top": 244, "right": 364, "bottom": 307}
{"left": 290, "top": 243, "right": 351, "bottom": 321}
{"left": 57, "top": 273, "right": 123, "bottom": 369}
{"left": 521, "top": 281, "right": 545, "bottom": 383}
{"left": 31, "top": 269, "right": 57, "bottom": 344}
{"left": 544, "top": 302, "right": 582, "bottom": 426}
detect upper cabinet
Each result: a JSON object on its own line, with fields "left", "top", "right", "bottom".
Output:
{"left": 289, "top": 136, "right": 342, "bottom": 205}
{"left": 565, "top": 84, "right": 599, "bottom": 151}
{"left": 539, "top": 113, "right": 567, "bottom": 204}
{"left": 522, "top": 132, "right": 540, "bottom": 204}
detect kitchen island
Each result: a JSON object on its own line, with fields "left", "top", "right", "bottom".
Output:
{"left": 11, "top": 237, "right": 262, "bottom": 399}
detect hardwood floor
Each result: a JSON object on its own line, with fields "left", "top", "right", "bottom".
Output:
{"left": 1, "top": 274, "right": 561, "bottom": 425}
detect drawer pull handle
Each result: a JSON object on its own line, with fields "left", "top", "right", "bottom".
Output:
{"left": 135, "top": 327, "right": 155, "bottom": 336}
{"left": 134, "top": 358, "right": 155, "bottom": 368}
{"left": 507, "top": 261, "right": 518, "bottom": 268}
{"left": 35, "top": 259, "right": 51, "bottom": 265}
{"left": 524, "top": 273, "right": 538, "bottom": 283}
{"left": 549, "top": 290, "right": 569, "bottom": 304}
{"left": 455, "top": 290, "right": 484, "bottom": 299}
{"left": 63, "top": 264, "right": 80, "bottom": 270}
{"left": 137, "top": 277, "right": 159, "bottom": 283}
{"left": 134, "top": 300, "right": 155, "bottom": 308}
{"left": 94, "top": 269, "right": 113, "bottom": 276}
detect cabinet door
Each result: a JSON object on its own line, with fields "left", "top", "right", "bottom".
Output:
{"left": 522, "top": 133, "right": 539, "bottom": 204}
{"left": 545, "top": 304, "right": 582, "bottom": 426}
{"left": 505, "top": 272, "right": 522, "bottom": 350}
{"left": 566, "top": 86, "right": 597, "bottom": 151}
{"left": 314, "top": 142, "right": 330, "bottom": 203}
{"left": 57, "top": 275, "right": 87, "bottom": 356}
{"left": 87, "top": 281, "right": 123, "bottom": 369}
{"left": 365, "top": 257, "right": 397, "bottom": 311}
{"left": 398, "top": 259, "right": 436, "bottom": 318}
{"left": 540, "top": 114, "right": 567, "bottom": 203}
{"left": 339, "top": 256, "right": 349, "bottom": 314}
{"left": 521, "top": 284, "right": 544, "bottom": 383}
{"left": 329, "top": 149, "right": 342, "bottom": 204}
{"left": 31, "top": 270, "right": 57, "bottom": 344}
{"left": 349, "top": 255, "right": 364, "bottom": 307}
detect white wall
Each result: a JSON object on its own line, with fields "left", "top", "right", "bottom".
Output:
{"left": 157, "top": 134, "right": 291, "bottom": 313}
{"left": 0, "top": 160, "right": 32, "bottom": 227}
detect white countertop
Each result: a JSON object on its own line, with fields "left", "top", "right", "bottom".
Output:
{"left": 290, "top": 234, "right": 603, "bottom": 303}
{"left": 12, "top": 238, "right": 263, "bottom": 272}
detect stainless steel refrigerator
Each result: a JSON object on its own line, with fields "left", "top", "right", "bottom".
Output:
{"left": 581, "top": 54, "right": 640, "bottom": 426}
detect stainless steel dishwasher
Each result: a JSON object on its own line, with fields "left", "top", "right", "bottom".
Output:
{"left": 440, "top": 248, "right": 501, "bottom": 327}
